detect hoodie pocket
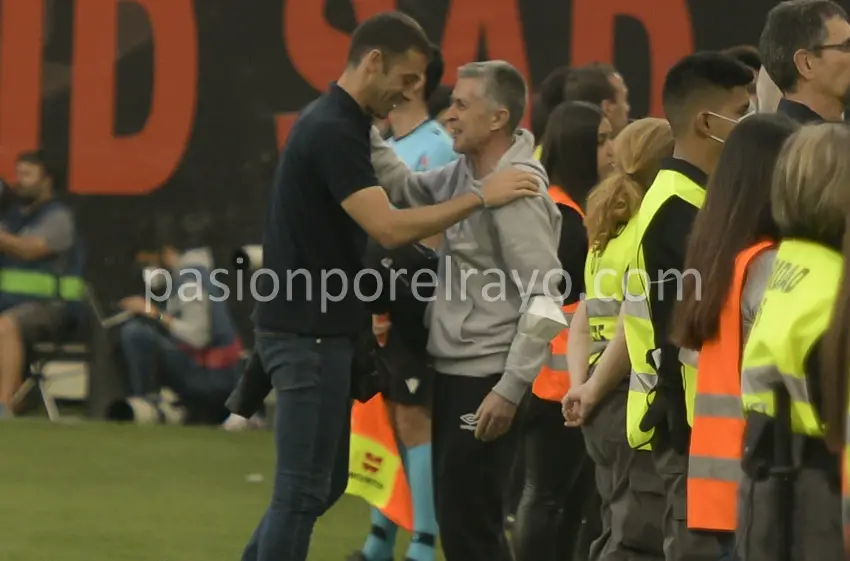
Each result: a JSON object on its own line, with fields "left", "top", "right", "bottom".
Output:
{"left": 456, "top": 268, "right": 516, "bottom": 346}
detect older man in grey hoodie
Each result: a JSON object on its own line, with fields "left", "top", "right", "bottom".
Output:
{"left": 370, "top": 60, "right": 565, "bottom": 561}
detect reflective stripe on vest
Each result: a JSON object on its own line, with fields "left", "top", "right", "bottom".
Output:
{"left": 583, "top": 219, "right": 638, "bottom": 365}
{"left": 0, "top": 268, "right": 85, "bottom": 300}
{"left": 686, "top": 241, "right": 774, "bottom": 532}
{"left": 346, "top": 394, "right": 413, "bottom": 530}
{"left": 532, "top": 186, "right": 583, "bottom": 402}
{"left": 623, "top": 169, "right": 706, "bottom": 450}
{"left": 741, "top": 239, "right": 842, "bottom": 438}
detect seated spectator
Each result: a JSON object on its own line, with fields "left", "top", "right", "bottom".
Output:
{"left": 0, "top": 150, "right": 84, "bottom": 418}
{"left": 117, "top": 238, "right": 243, "bottom": 424}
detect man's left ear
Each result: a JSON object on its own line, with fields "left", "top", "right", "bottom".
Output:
{"left": 491, "top": 108, "right": 510, "bottom": 131}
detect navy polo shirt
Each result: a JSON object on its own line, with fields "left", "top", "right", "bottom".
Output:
{"left": 255, "top": 83, "right": 378, "bottom": 335}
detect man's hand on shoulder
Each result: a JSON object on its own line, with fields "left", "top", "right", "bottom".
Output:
{"left": 480, "top": 168, "right": 541, "bottom": 208}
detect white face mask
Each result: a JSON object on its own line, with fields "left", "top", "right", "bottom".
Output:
{"left": 705, "top": 110, "right": 754, "bottom": 144}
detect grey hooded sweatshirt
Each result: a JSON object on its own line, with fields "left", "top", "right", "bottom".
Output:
{"left": 370, "top": 127, "right": 563, "bottom": 404}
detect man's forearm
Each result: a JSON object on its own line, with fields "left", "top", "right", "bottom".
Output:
{"left": 0, "top": 231, "right": 48, "bottom": 260}
{"left": 381, "top": 193, "right": 482, "bottom": 248}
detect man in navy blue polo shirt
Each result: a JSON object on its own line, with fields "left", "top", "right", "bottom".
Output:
{"left": 241, "top": 12, "right": 541, "bottom": 561}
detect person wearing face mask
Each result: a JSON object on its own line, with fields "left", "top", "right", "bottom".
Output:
{"left": 510, "top": 100, "right": 614, "bottom": 561}
{"left": 620, "top": 52, "right": 753, "bottom": 561}
{"left": 760, "top": 0, "right": 850, "bottom": 123}
{"left": 0, "top": 150, "right": 84, "bottom": 418}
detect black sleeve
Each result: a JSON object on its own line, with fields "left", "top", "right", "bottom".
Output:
{"left": 641, "top": 198, "right": 699, "bottom": 375}
{"left": 556, "top": 204, "right": 589, "bottom": 305}
{"left": 361, "top": 239, "right": 391, "bottom": 315}
{"left": 315, "top": 121, "right": 379, "bottom": 204}
{"left": 805, "top": 337, "right": 824, "bottom": 421}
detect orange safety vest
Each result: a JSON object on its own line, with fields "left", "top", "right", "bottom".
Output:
{"left": 686, "top": 240, "right": 774, "bottom": 531}
{"left": 346, "top": 392, "right": 414, "bottom": 531}
{"left": 531, "top": 186, "right": 584, "bottom": 402}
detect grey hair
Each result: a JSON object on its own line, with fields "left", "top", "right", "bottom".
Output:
{"left": 457, "top": 60, "right": 528, "bottom": 132}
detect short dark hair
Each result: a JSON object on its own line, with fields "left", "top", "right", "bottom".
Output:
{"left": 423, "top": 44, "right": 444, "bottom": 101}
{"left": 662, "top": 52, "right": 754, "bottom": 135}
{"left": 531, "top": 66, "right": 572, "bottom": 140}
{"left": 723, "top": 44, "right": 762, "bottom": 72}
{"left": 540, "top": 101, "right": 605, "bottom": 205}
{"left": 563, "top": 63, "right": 617, "bottom": 107}
{"left": 760, "top": 0, "right": 848, "bottom": 92}
{"left": 16, "top": 150, "right": 55, "bottom": 181}
{"left": 673, "top": 113, "right": 799, "bottom": 350}
{"left": 347, "top": 12, "right": 431, "bottom": 67}
{"left": 427, "top": 84, "right": 452, "bottom": 119}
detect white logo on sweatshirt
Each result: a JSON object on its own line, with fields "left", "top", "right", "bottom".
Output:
{"left": 405, "top": 378, "right": 420, "bottom": 394}
{"left": 459, "top": 413, "right": 478, "bottom": 431}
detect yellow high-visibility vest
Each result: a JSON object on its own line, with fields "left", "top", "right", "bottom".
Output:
{"left": 583, "top": 220, "right": 638, "bottom": 365}
{"left": 741, "top": 239, "right": 842, "bottom": 438}
{"left": 622, "top": 169, "right": 705, "bottom": 450}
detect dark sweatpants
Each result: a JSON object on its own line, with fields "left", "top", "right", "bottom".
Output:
{"left": 432, "top": 372, "right": 518, "bottom": 561}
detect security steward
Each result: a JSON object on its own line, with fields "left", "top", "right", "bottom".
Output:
{"left": 0, "top": 150, "right": 84, "bottom": 418}
{"left": 621, "top": 52, "right": 752, "bottom": 561}
{"left": 736, "top": 123, "right": 849, "bottom": 561}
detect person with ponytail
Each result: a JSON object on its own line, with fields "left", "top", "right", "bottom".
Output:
{"left": 563, "top": 117, "right": 673, "bottom": 560}
{"left": 737, "top": 123, "right": 850, "bottom": 561}
{"left": 671, "top": 113, "right": 798, "bottom": 559}
{"left": 511, "top": 101, "right": 614, "bottom": 561}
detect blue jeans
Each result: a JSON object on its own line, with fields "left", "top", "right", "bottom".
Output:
{"left": 118, "top": 318, "right": 238, "bottom": 411}
{"left": 241, "top": 332, "right": 354, "bottom": 561}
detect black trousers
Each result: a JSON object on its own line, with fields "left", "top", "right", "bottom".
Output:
{"left": 513, "top": 393, "right": 599, "bottom": 561}
{"left": 432, "top": 372, "right": 518, "bottom": 561}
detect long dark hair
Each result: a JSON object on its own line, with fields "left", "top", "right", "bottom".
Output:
{"left": 821, "top": 225, "right": 850, "bottom": 452}
{"left": 673, "top": 113, "right": 799, "bottom": 350}
{"left": 540, "top": 101, "right": 605, "bottom": 206}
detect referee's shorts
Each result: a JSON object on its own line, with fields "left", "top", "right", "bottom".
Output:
{"left": 375, "top": 330, "right": 433, "bottom": 407}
